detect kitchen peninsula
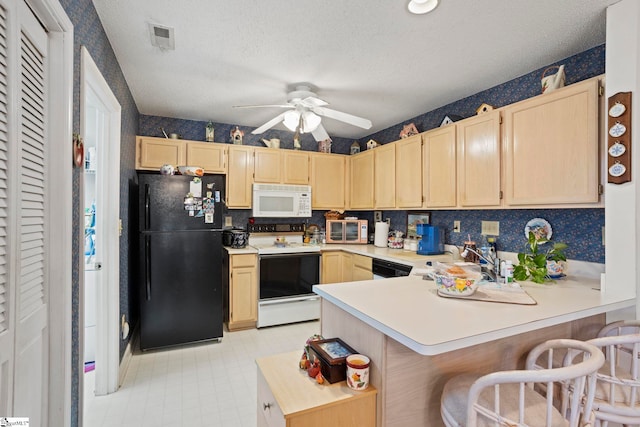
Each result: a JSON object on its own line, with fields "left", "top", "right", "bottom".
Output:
{"left": 312, "top": 275, "right": 634, "bottom": 426}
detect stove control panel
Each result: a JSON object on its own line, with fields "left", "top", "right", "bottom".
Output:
{"left": 247, "top": 223, "right": 306, "bottom": 233}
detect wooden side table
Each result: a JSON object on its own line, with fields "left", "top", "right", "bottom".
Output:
{"left": 256, "top": 351, "right": 377, "bottom": 427}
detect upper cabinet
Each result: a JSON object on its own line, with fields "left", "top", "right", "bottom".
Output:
{"left": 503, "top": 78, "right": 600, "bottom": 206}
{"left": 227, "top": 145, "right": 254, "bottom": 208}
{"left": 374, "top": 143, "right": 396, "bottom": 209}
{"left": 349, "top": 150, "right": 374, "bottom": 210}
{"left": 422, "top": 126, "right": 457, "bottom": 208}
{"left": 282, "top": 151, "right": 310, "bottom": 185}
{"left": 136, "top": 136, "right": 186, "bottom": 170}
{"left": 136, "top": 136, "right": 227, "bottom": 174}
{"left": 395, "top": 134, "right": 423, "bottom": 209}
{"left": 456, "top": 111, "right": 502, "bottom": 207}
{"left": 310, "top": 152, "right": 346, "bottom": 210}
{"left": 253, "top": 147, "right": 282, "bottom": 183}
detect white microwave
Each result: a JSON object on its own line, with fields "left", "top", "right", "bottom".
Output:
{"left": 252, "top": 184, "right": 312, "bottom": 218}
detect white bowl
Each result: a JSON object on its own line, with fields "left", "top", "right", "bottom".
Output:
{"left": 177, "top": 165, "right": 204, "bottom": 176}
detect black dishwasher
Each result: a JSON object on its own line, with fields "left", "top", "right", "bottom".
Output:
{"left": 372, "top": 258, "right": 413, "bottom": 279}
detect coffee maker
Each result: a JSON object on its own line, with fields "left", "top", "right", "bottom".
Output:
{"left": 416, "top": 223, "right": 444, "bottom": 255}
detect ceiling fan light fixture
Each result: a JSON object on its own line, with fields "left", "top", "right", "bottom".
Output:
{"left": 302, "top": 111, "right": 321, "bottom": 132}
{"left": 408, "top": 0, "right": 438, "bottom": 15}
{"left": 283, "top": 110, "right": 300, "bottom": 132}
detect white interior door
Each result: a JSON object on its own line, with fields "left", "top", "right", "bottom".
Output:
{"left": 80, "top": 46, "right": 121, "bottom": 399}
{"left": 12, "top": 0, "right": 50, "bottom": 424}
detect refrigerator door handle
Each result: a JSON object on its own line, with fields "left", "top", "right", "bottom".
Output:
{"left": 145, "top": 235, "right": 151, "bottom": 300}
{"left": 144, "top": 183, "right": 150, "bottom": 230}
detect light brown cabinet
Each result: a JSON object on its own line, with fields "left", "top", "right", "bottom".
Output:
{"left": 310, "top": 152, "right": 347, "bottom": 210}
{"left": 374, "top": 143, "right": 396, "bottom": 209}
{"left": 396, "top": 134, "right": 423, "bottom": 208}
{"left": 321, "top": 251, "right": 372, "bottom": 284}
{"left": 253, "top": 148, "right": 311, "bottom": 185}
{"left": 136, "top": 136, "right": 186, "bottom": 170}
{"left": 136, "top": 136, "right": 227, "bottom": 174}
{"left": 423, "top": 126, "right": 457, "bottom": 208}
{"left": 254, "top": 147, "right": 282, "bottom": 183}
{"left": 227, "top": 253, "right": 257, "bottom": 331}
{"left": 456, "top": 110, "right": 502, "bottom": 207}
{"left": 257, "top": 351, "right": 377, "bottom": 427}
{"left": 349, "top": 150, "right": 374, "bottom": 210}
{"left": 503, "top": 77, "right": 600, "bottom": 206}
{"left": 282, "top": 151, "right": 310, "bottom": 184}
{"left": 227, "top": 145, "right": 255, "bottom": 208}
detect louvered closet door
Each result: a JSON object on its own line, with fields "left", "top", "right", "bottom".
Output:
{"left": 13, "top": 1, "right": 49, "bottom": 424}
{"left": 0, "top": 1, "right": 13, "bottom": 417}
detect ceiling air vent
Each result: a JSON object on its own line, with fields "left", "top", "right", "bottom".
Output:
{"left": 148, "top": 23, "right": 175, "bottom": 50}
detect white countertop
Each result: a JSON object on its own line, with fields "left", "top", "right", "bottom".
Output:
{"left": 318, "top": 243, "right": 453, "bottom": 266}
{"left": 312, "top": 275, "right": 635, "bottom": 356}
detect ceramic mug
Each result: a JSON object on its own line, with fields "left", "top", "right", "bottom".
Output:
{"left": 346, "top": 354, "right": 370, "bottom": 390}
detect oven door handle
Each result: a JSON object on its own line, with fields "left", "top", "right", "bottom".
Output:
{"left": 259, "top": 296, "right": 320, "bottom": 306}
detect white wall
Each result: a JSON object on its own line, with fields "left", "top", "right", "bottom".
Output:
{"left": 605, "top": 0, "right": 640, "bottom": 318}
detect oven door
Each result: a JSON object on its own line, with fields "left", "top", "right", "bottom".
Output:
{"left": 258, "top": 252, "right": 321, "bottom": 327}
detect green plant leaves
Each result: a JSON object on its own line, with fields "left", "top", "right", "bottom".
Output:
{"left": 516, "top": 231, "right": 567, "bottom": 284}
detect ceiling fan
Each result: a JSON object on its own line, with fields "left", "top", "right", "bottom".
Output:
{"left": 234, "top": 84, "right": 372, "bottom": 142}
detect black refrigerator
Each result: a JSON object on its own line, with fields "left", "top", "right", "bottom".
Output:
{"left": 138, "top": 173, "right": 225, "bottom": 350}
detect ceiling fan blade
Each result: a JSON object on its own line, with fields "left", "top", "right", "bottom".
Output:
{"left": 233, "top": 104, "right": 293, "bottom": 109}
{"left": 313, "top": 106, "right": 372, "bottom": 129}
{"left": 300, "top": 96, "right": 328, "bottom": 108}
{"left": 311, "top": 124, "right": 330, "bottom": 142}
{"left": 251, "top": 112, "right": 287, "bottom": 134}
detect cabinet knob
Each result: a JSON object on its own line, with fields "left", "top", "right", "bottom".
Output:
{"left": 263, "top": 402, "right": 272, "bottom": 410}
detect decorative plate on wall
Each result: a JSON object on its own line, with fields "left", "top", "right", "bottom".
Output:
{"left": 524, "top": 218, "right": 552, "bottom": 242}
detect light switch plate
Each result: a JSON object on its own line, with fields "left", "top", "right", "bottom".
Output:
{"left": 224, "top": 215, "right": 233, "bottom": 228}
{"left": 374, "top": 211, "right": 382, "bottom": 223}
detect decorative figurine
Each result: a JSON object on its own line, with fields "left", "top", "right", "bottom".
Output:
{"left": 476, "top": 103, "right": 494, "bottom": 115}
{"left": 230, "top": 126, "right": 244, "bottom": 145}
{"left": 350, "top": 141, "right": 361, "bottom": 155}
{"left": 366, "top": 139, "right": 379, "bottom": 150}
{"left": 318, "top": 138, "right": 332, "bottom": 153}
{"left": 205, "top": 121, "right": 215, "bottom": 142}
{"left": 440, "top": 115, "right": 463, "bottom": 127}
{"left": 293, "top": 134, "right": 301, "bottom": 150}
{"left": 261, "top": 138, "right": 280, "bottom": 149}
{"left": 399, "top": 123, "right": 418, "bottom": 138}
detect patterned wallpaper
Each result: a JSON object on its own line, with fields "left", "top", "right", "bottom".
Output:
{"left": 59, "top": 0, "right": 140, "bottom": 425}
{"left": 144, "top": 45, "right": 606, "bottom": 264}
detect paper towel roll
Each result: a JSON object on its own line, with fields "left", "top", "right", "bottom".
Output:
{"left": 374, "top": 222, "right": 389, "bottom": 247}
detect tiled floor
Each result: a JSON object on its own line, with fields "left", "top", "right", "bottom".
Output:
{"left": 83, "top": 321, "right": 320, "bottom": 427}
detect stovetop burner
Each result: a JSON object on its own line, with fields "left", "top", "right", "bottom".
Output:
{"left": 248, "top": 223, "right": 319, "bottom": 254}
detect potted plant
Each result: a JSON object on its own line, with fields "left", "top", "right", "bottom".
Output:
{"left": 513, "top": 232, "right": 568, "bottom": 284}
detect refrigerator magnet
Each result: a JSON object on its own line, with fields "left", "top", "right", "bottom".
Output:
{"left": 215, "top": 190, "right": 220, "bottom": 202}
{"left": 190, "top": 179, "right": 202, "bottom": 198}
{"left": 195, "top": 209, "right": 204, "bottom": 218}
{"left": 205, "top": 212, "right": 214, "bottom": 223}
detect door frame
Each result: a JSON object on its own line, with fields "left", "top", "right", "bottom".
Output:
{"left": 80, "top": 46, "right": 121, "bottom": 397}
{"left": 26, "top": 0, "right": 73, "bottom": 425}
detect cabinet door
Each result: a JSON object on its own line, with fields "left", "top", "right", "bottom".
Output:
{"left": 396, "top": 134, "right": 423, "bottom": 208}
{"left": 349, "top": 151, "right": 374, "bottom": 209}
{"left": 229, "top": 255, "right": 257, "bottom": 330}
{"left": 227, "top": 145, "right": 254, "bottom": 208}
{"left": 310, "top": 153, "right": 346, "bottom": 210}
{"left": 457, "top": 111, "right": 501, "bottom": 207}
{"left": 374, "top": 144, "right": 396, "bottom": 209}
{"left": 504, "top": 79, "right": 600, "bottom": 205}
{"left": 341, "top": 253, "right": 353, "bottom": 282}
{"left": 351, "top": 254, "right": 372, "bottom": 281}
{"left": 136, "top": 136, "right": 186, "bottom": 170}
{"left": 321, "top": 251, "right": 343, "bottom": 284}
{"left": 423, "top": 126, "right": 457, "bottom": 207}
{"left": 254, "top": 147, "right": 282, "bottom": 183}
{"left": 283, "top": 151, "right": 309, "bottom": 184}
{"left": 187, "top": 142, "right": 227, "bottom": 174}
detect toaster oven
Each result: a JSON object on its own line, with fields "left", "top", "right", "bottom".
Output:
{"left": 325, "top": 219, "right": 368, "bottom": 244}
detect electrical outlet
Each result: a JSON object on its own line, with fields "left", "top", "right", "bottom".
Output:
{"left": 481, "top": 220, "right": 500, "bottom": 236}
{"left": 224, "top": 215, "right": 233, "bottom": 228}
{"left": 453, "top": 220, "right": 461, "bottom": 233}
{"left": 374, "top": 211, "right": 382, "bottom": 223}
{"left": 385, "top": 218, "right": 391, "bottom": 226}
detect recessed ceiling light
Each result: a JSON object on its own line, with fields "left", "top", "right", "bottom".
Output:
{"left": 408, "top": 0, "right": 439, "bottom": 15}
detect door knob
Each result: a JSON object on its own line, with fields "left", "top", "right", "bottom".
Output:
{"left": 94, "top": 262, "right": 102, "bottom": 270}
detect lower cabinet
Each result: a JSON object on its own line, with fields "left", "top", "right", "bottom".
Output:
{"left": 321, "top": 251, "right": 372, "bottom": 284}
{"left": 257, "top": 351, "right": 377, "bottom": 427}
{"left": 227, "top": 253, "right": 257, "bottom": 331}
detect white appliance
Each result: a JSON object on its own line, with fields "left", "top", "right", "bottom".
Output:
{"left": 252, "top": 183, "right": 312, "bottom": 218}
{"left": 248, "top": 223, "right": 320, "bottom": 327}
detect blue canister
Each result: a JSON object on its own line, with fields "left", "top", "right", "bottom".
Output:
{"left": 416, "top": 224, "right": 444, "bottom": 255}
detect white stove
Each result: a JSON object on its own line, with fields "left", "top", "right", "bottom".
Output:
{"left": 248, "top": 223, "right": 321, "bottom": 328}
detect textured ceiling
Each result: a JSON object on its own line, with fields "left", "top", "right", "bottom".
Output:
{"left": 92, "top": 0, "right": 616, "bottom": 139}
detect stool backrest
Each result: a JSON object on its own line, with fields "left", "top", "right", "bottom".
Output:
{"left": 467, "top": 339, "right": 604, "bottom": 427}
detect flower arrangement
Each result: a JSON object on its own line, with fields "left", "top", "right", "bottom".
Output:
{"left": 513, "top": 232, "right": 567, "bottom": 284}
